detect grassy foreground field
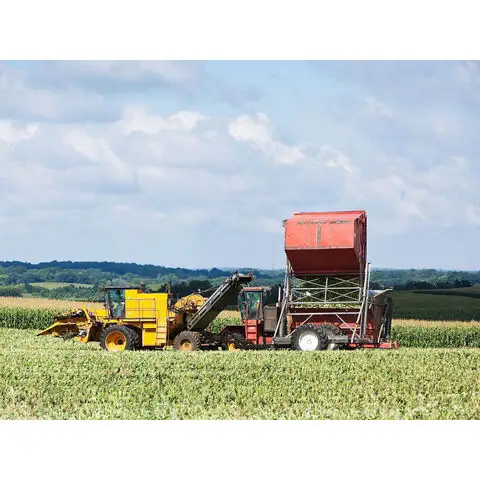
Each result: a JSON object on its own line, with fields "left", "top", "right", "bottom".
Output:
{"left": 1, "top": 299, "right": 479, "bottom": 419}
{"left": 0, "top": 328, "right": 479, "bottom": 420}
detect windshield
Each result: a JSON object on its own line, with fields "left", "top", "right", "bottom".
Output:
{"left": 106, "top": 289, "right": 126, "bottom": 318}
{"left": 245, "top": 291, "right": 262, "bottom": 320}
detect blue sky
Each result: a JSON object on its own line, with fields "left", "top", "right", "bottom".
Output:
{"left": 0, "top": 60, "right": 478, "bottom": 270}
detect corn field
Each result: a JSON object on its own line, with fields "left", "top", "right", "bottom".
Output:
{"left": 0, "top": 299, "right": 479, "bottom": 419}
{"left": 0, "top": 328, "right": 479, "bottom": 419}
{"left": 0, "top": 298, "right": 102, "bottom": 330}
{"left": 2, "top": 302, "right": 480, "bottom": 348}
{"left": 0, "top": 307, "right": 63, "bottom": 330}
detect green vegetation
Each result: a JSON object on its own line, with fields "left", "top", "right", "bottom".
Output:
{"left": 370, "top": 268, "right": 479, "bottom": 289}
{"left": 392, "top": 325, "right": 480, "bottom": 348}
{"left": 0, "top": 261, "right": 479, "bottom": 321}
{"left": 1, "top": 260, "right": 479, "bottom": 295}
{"left": 0, "top": 307, "right": 65, "bottom": 330}
{"left": 0, "top": 285, "right": 23, "bottom": 297}
{"left": 3, "top": 284, "right": 479, "bottom": 321}
{"left": 0, "top": 260, "right": 283, "bottom": 287}
{"left": 0, "top": 328, "right": 478, "bottom": 419}
{"left": 1, "top": 304, "right": 480, "bottom": 348}
{"left": 391, "top": 287, "right": 480, "bottom": 320}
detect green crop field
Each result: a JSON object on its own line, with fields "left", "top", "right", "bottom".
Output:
{"left": 391, "top": 287, "right": 480, "bottom": 321}
{"left": 0, "top": 298, "right": 479, "bottom": 420}
{"left": 0, "top": 328, "right": 479, "bottom": 420}
{"left": 2, "top": 304, "right": 480, "bottom": 347}
{"left": 0, "top": 299, "right": 102, "bottom": 330}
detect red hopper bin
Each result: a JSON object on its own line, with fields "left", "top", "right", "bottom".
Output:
{"left": 284, "top": 210, "right": 367, "bottom": 275}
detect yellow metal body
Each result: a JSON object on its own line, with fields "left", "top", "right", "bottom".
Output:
{"left": 38, "top": 287, "right": 207, "bottom": 350}
{"left": 122, "top": 289, "right": 170, "bottom": 347}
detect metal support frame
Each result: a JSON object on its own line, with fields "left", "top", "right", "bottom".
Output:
{"left": 285, "top": 314, "right": 313, "bottom": 338}
{"left": 273, "top": 258, "right": 291, "bottom": 339}
{"left": 275, "top": 259, "right": 372, "bottom": 344}
{"left": 359, "top": 262, "right": 371, "bottom": 338}
{"left": 289, "top": 274, "right": 363, "bottom": 307}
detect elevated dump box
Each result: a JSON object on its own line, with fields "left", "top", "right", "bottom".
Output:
{"left": 284, "top": 210, "right": 367, "bottom": 275}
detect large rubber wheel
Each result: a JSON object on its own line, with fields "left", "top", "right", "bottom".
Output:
{"left": 292, "top": 324, "right": 329, "bottom": 351}
{"left": 222, "top": 331, "right": 246, "bottom": 351}
{"left": 100, "top": 325, "right": 140, "bottom": 352}
{"left": 174, "top": 331, "right": 203, "bottom": 352}
{"left": 320, "top": 324, "right": 344, "bottom": 350}
{"left": 383, "top": 297, "right": 393, "bottom": 340}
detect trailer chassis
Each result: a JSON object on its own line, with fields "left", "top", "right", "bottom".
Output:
{"left": 271, "top": 261, "right": 396, "bottom": 350}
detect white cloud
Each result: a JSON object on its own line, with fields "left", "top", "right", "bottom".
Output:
{"left": 63, "top": 130, "right": 104, "bottom": 163}
{"left": 229, "top": 113, "right": 305, "bottom": 165}
{"left": 0, "top": 61, "right": 479, "bottom": 269}
{"left": 228, "top": 113, "right": 271, "bottom": 143}
{"left": 119, "top": 106, "right": 209, "bottom": 135}
{"left": 0, "top": 120, "right": 39, "bottom": 143}
{"left": 62, "top": 129, "right": 132, "bottom": 182}
{"left": 312, "top": 145, "right": 354, "bottom": 174}
{"left": 363, "top": 96, "right": 393, "bottom": 119}
{"left": 229, "top": 108, "right": 480, "bottom": 242}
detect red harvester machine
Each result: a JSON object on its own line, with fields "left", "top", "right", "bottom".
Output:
{"left": 220, "top": 210, "right": 396, "bottom": 351}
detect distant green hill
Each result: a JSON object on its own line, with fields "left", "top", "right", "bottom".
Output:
{"left": 0, "top": 260, "right": 478, "bottom": 287}
{"left": 0, "top": 261, "right": 479, "bottom": 320}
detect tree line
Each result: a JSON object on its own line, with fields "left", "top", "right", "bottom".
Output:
{"left": 0, "top": 261, "right": 478, "bottom": 302}
{"left": 0, "top": 261, "right": 282, "bottom": 284}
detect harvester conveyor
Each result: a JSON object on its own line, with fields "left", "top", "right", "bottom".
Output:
{"left": 186, "top": 272, "right": 254, "bottom": 331}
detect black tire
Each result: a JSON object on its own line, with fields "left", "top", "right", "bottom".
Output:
{"left": 174, "top": 331, "right": 203, "bottom": 352}
{"left": 100, "top": 325, "right": 140, "bottom": 352}
{"left": 383, "top": 297, "right": 393, "bottom": 340}
{"left": 222, "top": 331, "right": 246, "bottom": 351}
{"left": 291, "top": 324, "right": 329, "bottom": 351}
{"left": 319, "top": 324, "right": 344, "bottom": 350}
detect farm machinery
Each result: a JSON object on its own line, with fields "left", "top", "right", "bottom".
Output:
{"left": 38, "top": 210, "right": 396, "bottom": 351}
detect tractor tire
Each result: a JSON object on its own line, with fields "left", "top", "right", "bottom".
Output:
{"left": 100, "top": 325, "right": 140, "bottom": 352}
{"left": 320, "top": 324, "right": 344, "bottom": 350}
{"left": 174, "top": 331, "right": 203, "bottom": 352}
{"left": 222, "top": 331, "right": 246, "bottom": 351}
{"left": 292, "top": 324, "right": 329, "bottom": 352}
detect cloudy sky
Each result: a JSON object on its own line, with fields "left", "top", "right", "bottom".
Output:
{"left": 0, "top": 60, "right": 478, "bottom": 270}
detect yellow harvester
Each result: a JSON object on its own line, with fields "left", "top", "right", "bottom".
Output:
{"left": 38, "top": 273, "right": 253, "bottom": 352}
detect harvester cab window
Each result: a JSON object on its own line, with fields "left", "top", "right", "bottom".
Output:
{"left": 107, "top": 289, "right": 126, "bottom": 319}
{"left": 245, "top": 291, "right": 262, "bottom": 320}
{"left": 238, "top": 292, "right": 247, "bottom": 320}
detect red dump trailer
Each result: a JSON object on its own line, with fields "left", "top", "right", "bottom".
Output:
{"left": 220, "top": 210, "right": 396, "bottom": 351}
{"left": 275, "top": 210, "right": 396, "bottom": 350}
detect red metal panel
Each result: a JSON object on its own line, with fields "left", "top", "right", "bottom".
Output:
{"left": 284, "top": 210, "right": 366, "bottom": 275}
